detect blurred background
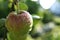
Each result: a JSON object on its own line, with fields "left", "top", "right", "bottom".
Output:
{"left": 0, "top": 0, "right": 60, "bottom": 40}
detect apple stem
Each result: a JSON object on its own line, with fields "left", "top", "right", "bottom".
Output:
{"left": 10, "top": 0, "right": 20, "bottom": 13}
{"left": 10, "top": 1, "right": 15, "bottom": 12}
{"left": 17, "top": 0, "right": 20, "bottom": 13}
{"left": 13, "top": 0, "right": 20, "bottom": 13}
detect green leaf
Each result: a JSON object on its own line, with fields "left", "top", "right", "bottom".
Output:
{"left": 15, "top": 2, "right": 28, "bottom": 11}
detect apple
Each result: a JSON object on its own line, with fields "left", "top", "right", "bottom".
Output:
{"left": 5, "top": 10, "right": 33, "bottom": 35}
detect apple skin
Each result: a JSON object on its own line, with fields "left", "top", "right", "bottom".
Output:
{"left": 5, "top": 10, "right": 33, "bottom": 35}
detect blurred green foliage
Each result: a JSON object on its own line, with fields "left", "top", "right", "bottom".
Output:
{"left": 26, "top": 0, "right": 40, "bottom": 14}
{"left": 0, "top": 0, "right": 9, "bottom": 18}
{"left": 0, "top": 0, "right": 60, "bottom": 40}
{"left": 42, "top": 10, "right": 53, "bottom": 23}
{"left": 0, "top": 18, "right": 7, "bottom": 37}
